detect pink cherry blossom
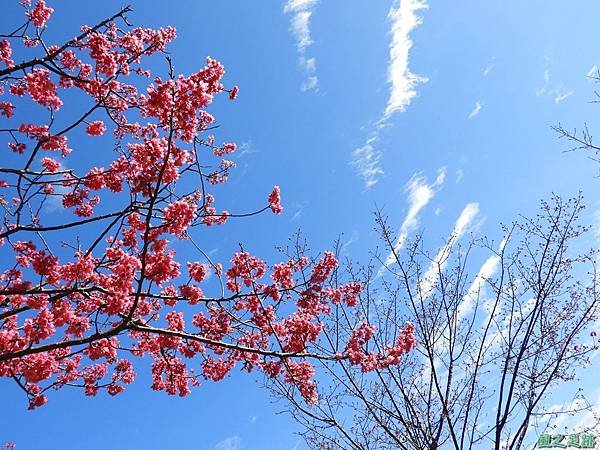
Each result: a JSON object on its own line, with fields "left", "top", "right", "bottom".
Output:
{"left": 268, "top": 185, "right": 283, "bottom": 214}
{"left": 0, "top": 0, "right": 416, "bottom": 411}
{"left": 26, "top": 1, "right": 53, "bottom": 28}
{"left": 23, "top": 69, "right": 62, "bottom": 110}
{"left": 0, "top": 41, "right": 13, "bottom": 67}
{"left": 40, "top": 157, "right": 60, "bottom": 173}
{"left": 86, "top": 120, "right": 106, "bottom": 136}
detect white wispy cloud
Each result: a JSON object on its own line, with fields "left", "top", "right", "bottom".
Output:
{"left": 351, "top": 134, "right": 384, "bottom": 190}
{"left": 478, "top": 282, "right": 532, "bottom": 353}
{"left": 536, "top": 68, "right": 573, "bottom": 103}
{"left": 290, "top": 201, "right": 308, "bottom": 222}
{"left": 351, "top": 0, "right": 428, "bottom": 188}
{"left": 379, "top": 167, "right": 446, "bottom": 275}
{"left": 383, "top": 0, "right": 429, "bottom": 119}
{"left": 419, "top": 202, "right": 480, "bottom": 296}
{"left": 468, "top": 101, "right": 483, "bottom": 119}
{"left": 237, "top": 141, "right": 256, "bottom": 159}
{"left": 214, "top": 436, "right": 241, "bottom": 450}
{"left": 455, "top": 168, "right": 464, "bottom": 183}
{"left": 554, "top": 91, "right": 573, "bottom": 103}
{"left": 341, "top": 230, "right": 360, "bottom": 256}
{"left": 290, "top": 209, "right": 302, "bottom": 221}
{"left": 537, "top": 68, "right": 550, "bottom": 92}
{"left": 483, "top": 62, "right": 494, "bottom": 77}
{"left": 457, "top": 238, "right": 506, "bottom": 320}
{"left": 284, "top": 0, "right": 319, "bottom": 92}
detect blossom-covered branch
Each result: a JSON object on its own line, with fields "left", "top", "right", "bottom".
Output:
{"left": 0, "top": 1, "right": 415, "bottom": 410}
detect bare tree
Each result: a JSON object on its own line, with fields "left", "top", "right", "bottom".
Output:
{"left": 272, "top": 194, "right": 600, "bottom": 449}
{"left": 552, "top": 69, "right": 600, "bottom": 168}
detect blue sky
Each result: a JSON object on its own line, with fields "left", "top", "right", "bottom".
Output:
{"left": 2, "top": 0, "right": 600, "bottom": 449}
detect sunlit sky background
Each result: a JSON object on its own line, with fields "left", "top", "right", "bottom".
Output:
{"left": 3, "top": 0, "right": 600, "bottom": 449}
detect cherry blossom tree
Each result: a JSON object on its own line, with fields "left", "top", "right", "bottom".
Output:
{"left": 0, "top": 1, "right": 416, "bottom": 410}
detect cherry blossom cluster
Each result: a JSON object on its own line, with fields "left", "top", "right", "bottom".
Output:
{"left": 0, "top": 1, "right": 416, "bottom": 410}
{"left": 343, "top": 321, "right": 417, "bottom": 372}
